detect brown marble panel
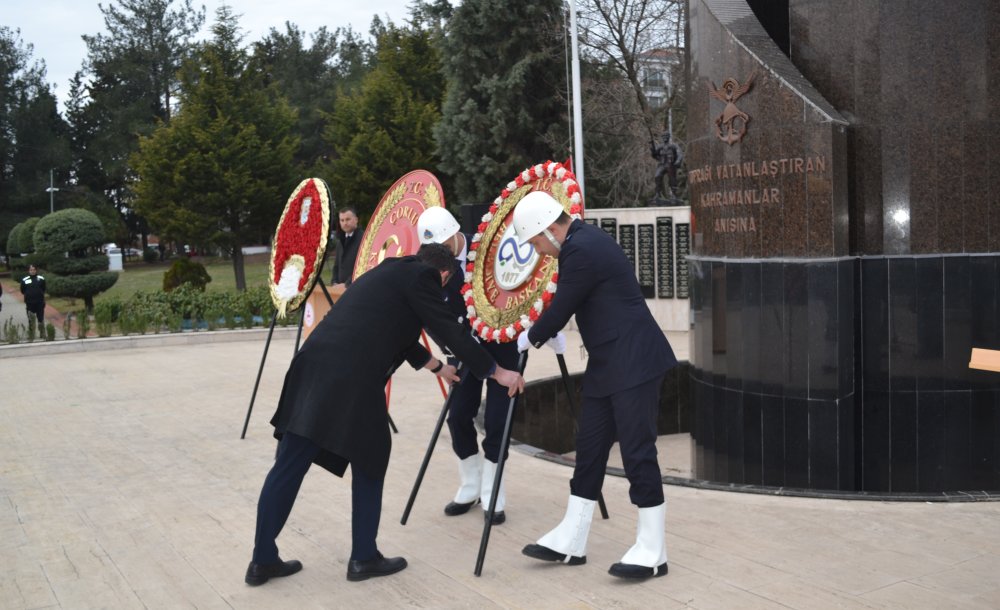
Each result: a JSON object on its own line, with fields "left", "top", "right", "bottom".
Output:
{"left": 758, "top": 124, "right": 791, "bottom": 258}
{"left": 805, "top": 123, "right": 835, "bottom": 257}
{"left": 908, "top": 122, "right": 937, "bottom": 254}
{"left": 935, "top": 129, "right": 965, "bottom": 253}
{"left": 781, "top": 126, "right": 808, "bottom": 257}
{"left": 854, "top": 125, "right": 884, "bottom": 254}
{"left": 990, "top": 129, "right": 1000, "bottom": 252}
{"left": 962, "top": 127, "right": 989, "bottom": 252}
{"left": 831, "top": 125, "right": 850, "bottom": 256}
{"left": 689, "top": 0, "right": 847, "bottom": 259}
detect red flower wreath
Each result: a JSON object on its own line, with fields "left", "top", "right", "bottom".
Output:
{"left": 269, "top": 178, "right": 331, "bottom": 317}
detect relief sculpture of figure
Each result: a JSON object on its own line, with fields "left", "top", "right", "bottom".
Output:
{"left": 650, "top": 132, "right": 683, "bottom": 203}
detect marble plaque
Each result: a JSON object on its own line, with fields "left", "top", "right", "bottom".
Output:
{"left": 676, "top": 223, "right": 690, "bottom": 299}
{"left": 638, "top": 224, "right": 655, "bottom": 299}
{"left": 619, "top": 224, "right": 636, "bottom": 272}
{"left": 599, "top": 217, "right": 617, "bottom": 240}
{"left": 583, "top": 218, "right": 598, "bottom": 226}
{"left": 657, "top": 217, "right": 674, "bottom": 298}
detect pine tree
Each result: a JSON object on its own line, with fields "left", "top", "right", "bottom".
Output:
{"left": 132, "top": 5, "right": 298, "bottom": 290}
{"left": 434, "top": 0, "right": 568, "bottom": 202}
{"left": 250, "top": 24, "right": 379, "bottom": 176}
{"left": 0, "top": 27, "right": 71, "bottom": 252}
{"left": 321, "top": 23, "right": 443, "bottom": 217}
{"left": 69, "top": 0, "right": 205, "bottom": 247}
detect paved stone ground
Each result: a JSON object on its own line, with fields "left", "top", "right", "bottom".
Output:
{"left": 1, "top": 329, "right": 999, "bottom": 609}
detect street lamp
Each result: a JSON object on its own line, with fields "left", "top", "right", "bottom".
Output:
{"left": 45, "top": 168, "right": 60, "bottom": 214}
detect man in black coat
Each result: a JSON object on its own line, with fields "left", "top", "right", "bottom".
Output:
{"left": 247, "top": 244, "right": 525, "bottom": 586}
{"left": 331, "top": 206, "right": 362, "bottom": 287}
{"left": 416, "top": 207, "right": 524, "bottom": 525}
{"left": 20, "top": 264, "right": 46, "bottom": 327}
{"left": 512, "top": 191, "right": 677, "bottom": 580}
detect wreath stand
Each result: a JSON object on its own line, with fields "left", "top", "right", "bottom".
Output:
{"left": 399, "top": 348, "right": 610, "bottom": 576}
{"left": 240, "top": 261, "right": 344, "bottom": 438}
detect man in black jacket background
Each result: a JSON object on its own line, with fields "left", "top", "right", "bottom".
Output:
{"left": 20, "top": 264, "right": 46, "bottom": 327}
{"left": 331, "top": 206, "right": 362, "bottom": 287}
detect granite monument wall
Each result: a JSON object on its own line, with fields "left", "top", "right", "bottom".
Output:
{"left": 688, "top": 0, "right": 1000, "bottom": 492}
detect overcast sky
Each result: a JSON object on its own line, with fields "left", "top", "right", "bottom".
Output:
{"left": 5, "top": 0, "right": 422, "bottom": 111}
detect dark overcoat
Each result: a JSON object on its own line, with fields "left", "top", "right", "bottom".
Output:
{"left": 526, "top": 220, "right": 677, "bottom": 397}
{"left": 270, "top": 255, "right": 495, "bottom": 479}
{"left": 332, "top": 232, "right": 361, "bottom": 285}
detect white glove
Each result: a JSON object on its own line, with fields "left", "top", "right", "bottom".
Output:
{"left": 516, "top": 331, "right": 531, "bottom": 353}
{"left": 545, "top": 332, "right": 567, "bottom": 355}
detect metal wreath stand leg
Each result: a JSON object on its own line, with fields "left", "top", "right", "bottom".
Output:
{"left": 474, "top": 350, "right": 528, "bottom": 576}
{"left": 474, "top": 349, "right": 609, "bottom": 575}
{"left": 400, "top": 363, "right": 464, "bottom": 525}
{"left": 240, "top": 274, "right": 339, "bottom": 439}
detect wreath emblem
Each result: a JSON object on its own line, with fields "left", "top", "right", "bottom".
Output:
{"left": 461, "top": 161, "right": 584, "bottom": 342}
{"left": 353, "top": 170, "right": 445, "bottom": 282}
{"left": 268, "top": 178, "right": 332, "bottom": 318}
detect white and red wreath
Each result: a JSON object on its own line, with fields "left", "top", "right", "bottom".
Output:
{"left": 460, "top": 160, "right": 584, "bottom": 343}
{"left": 269, "top": 178, "right": 332, "bottom": 318}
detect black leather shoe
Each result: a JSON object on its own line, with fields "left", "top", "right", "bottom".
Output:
{"left": 484, "top": 510, "right": 505, "bottom": 525}
{"left": 608, "top": 561, "right": 668, "bottom": 579}
{"left": 521, "top": 543, "right": 586, "bottom": 565}
{"left": 244, "top": 558, "right": 302, "bottom": 586}
{"left": 346, "top": 551, "right": 408, "bottom": 581}
{"left": 444, "top": 498, "right": 479, "bottom": 516}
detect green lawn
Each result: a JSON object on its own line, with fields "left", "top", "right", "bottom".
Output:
{"left": 47, "top": 254, "right": 279, "bottom": 314}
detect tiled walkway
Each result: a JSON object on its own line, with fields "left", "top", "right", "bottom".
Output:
{"left": 1, "top": 329, "right": 998, "bottom": 609}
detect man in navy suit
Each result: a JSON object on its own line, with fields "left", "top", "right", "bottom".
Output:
{"left": 416, "top": 206, "right": 521, "bottom": 525}
{"left": 513, "top": 191, "right": 677, "bottom": 580}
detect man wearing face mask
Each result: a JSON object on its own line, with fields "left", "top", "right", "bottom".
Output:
{"left": 512, "top": 191, "right": 677, "bottom": 580}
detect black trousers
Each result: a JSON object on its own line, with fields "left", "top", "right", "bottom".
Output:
{"left": 25, "top": 302, "right": 43, "bottom": 327}
{"left": 446, "top": 340, "right": 519, "bottom": 463}
{"left": 252, "top": 432, "right": 384, "bottom": 564}
{"left": 570, "top": 375, "right": 665, "bottom": 508}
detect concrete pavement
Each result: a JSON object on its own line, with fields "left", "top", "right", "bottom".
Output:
{"left": 1, "top": 328, "right": 998, "bottom": 609}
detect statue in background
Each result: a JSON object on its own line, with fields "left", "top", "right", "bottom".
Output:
{"left": 650, "top": 132, "right": 683, "bottom": 204}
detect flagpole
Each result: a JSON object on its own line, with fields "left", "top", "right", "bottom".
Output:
{"left": 569, "top": 0, "right": 585, "bottom": 198}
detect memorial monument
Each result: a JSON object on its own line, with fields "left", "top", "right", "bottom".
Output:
{"left": 687, "top": 0, "right": 999, "bottom": 493}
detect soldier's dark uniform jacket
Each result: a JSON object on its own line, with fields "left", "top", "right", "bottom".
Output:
{"left": 20, "top": 273, "right": 46, "bottom": 307}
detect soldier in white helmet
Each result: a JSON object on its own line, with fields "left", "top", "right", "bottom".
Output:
{"left": 417, "top": 206, "right": 524, "bottom": 525}
{"left": 512, "top": 191, "right": 677, "bottom": 580}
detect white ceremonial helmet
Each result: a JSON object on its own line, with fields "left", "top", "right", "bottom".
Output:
{"left": 418, "top": 206, "right": 461, "bottom": 244}
{"left": 513, "top": 191, "right": 564, "bottom": 243}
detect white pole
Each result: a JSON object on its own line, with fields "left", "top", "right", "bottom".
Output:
{"left": 49, "top": 169, "right": 54, "bottom": 214}
{"left": 569, "top": 0, "right": 585, "bottom": 198}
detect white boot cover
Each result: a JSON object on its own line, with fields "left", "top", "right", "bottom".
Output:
{"left": 619, "top": 503, "right": 667, "bottom": 568}
{"left": 536, "top": 495, "right": 596, "bottom": 562}
{"left": 480, "top": 459, "right": 506, "bottom": 512}
{"left": 453, "top": 454, "right": 482, "bottom": 504}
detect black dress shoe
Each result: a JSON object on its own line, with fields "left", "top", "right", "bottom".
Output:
{"left": 346, "top": 551, "right": 408, "bottom": 581}
{"left": 244, "top": 558, "right": 303, "bottom": 586}
{"left": 608, "top": 561, "right": 668, "bottom": 579}
{"left": 444, "top": 498, "right": 479, "bottom": 516}
{"left": 483, "top": 510, "right": 505, "bottom": 525}
{"left": 521, "top": 543, "right": 586, "bottom": 565}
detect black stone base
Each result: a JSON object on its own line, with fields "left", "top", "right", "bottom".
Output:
{"left": 688, "top": 254, "right": 1000, "bottom": 493}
